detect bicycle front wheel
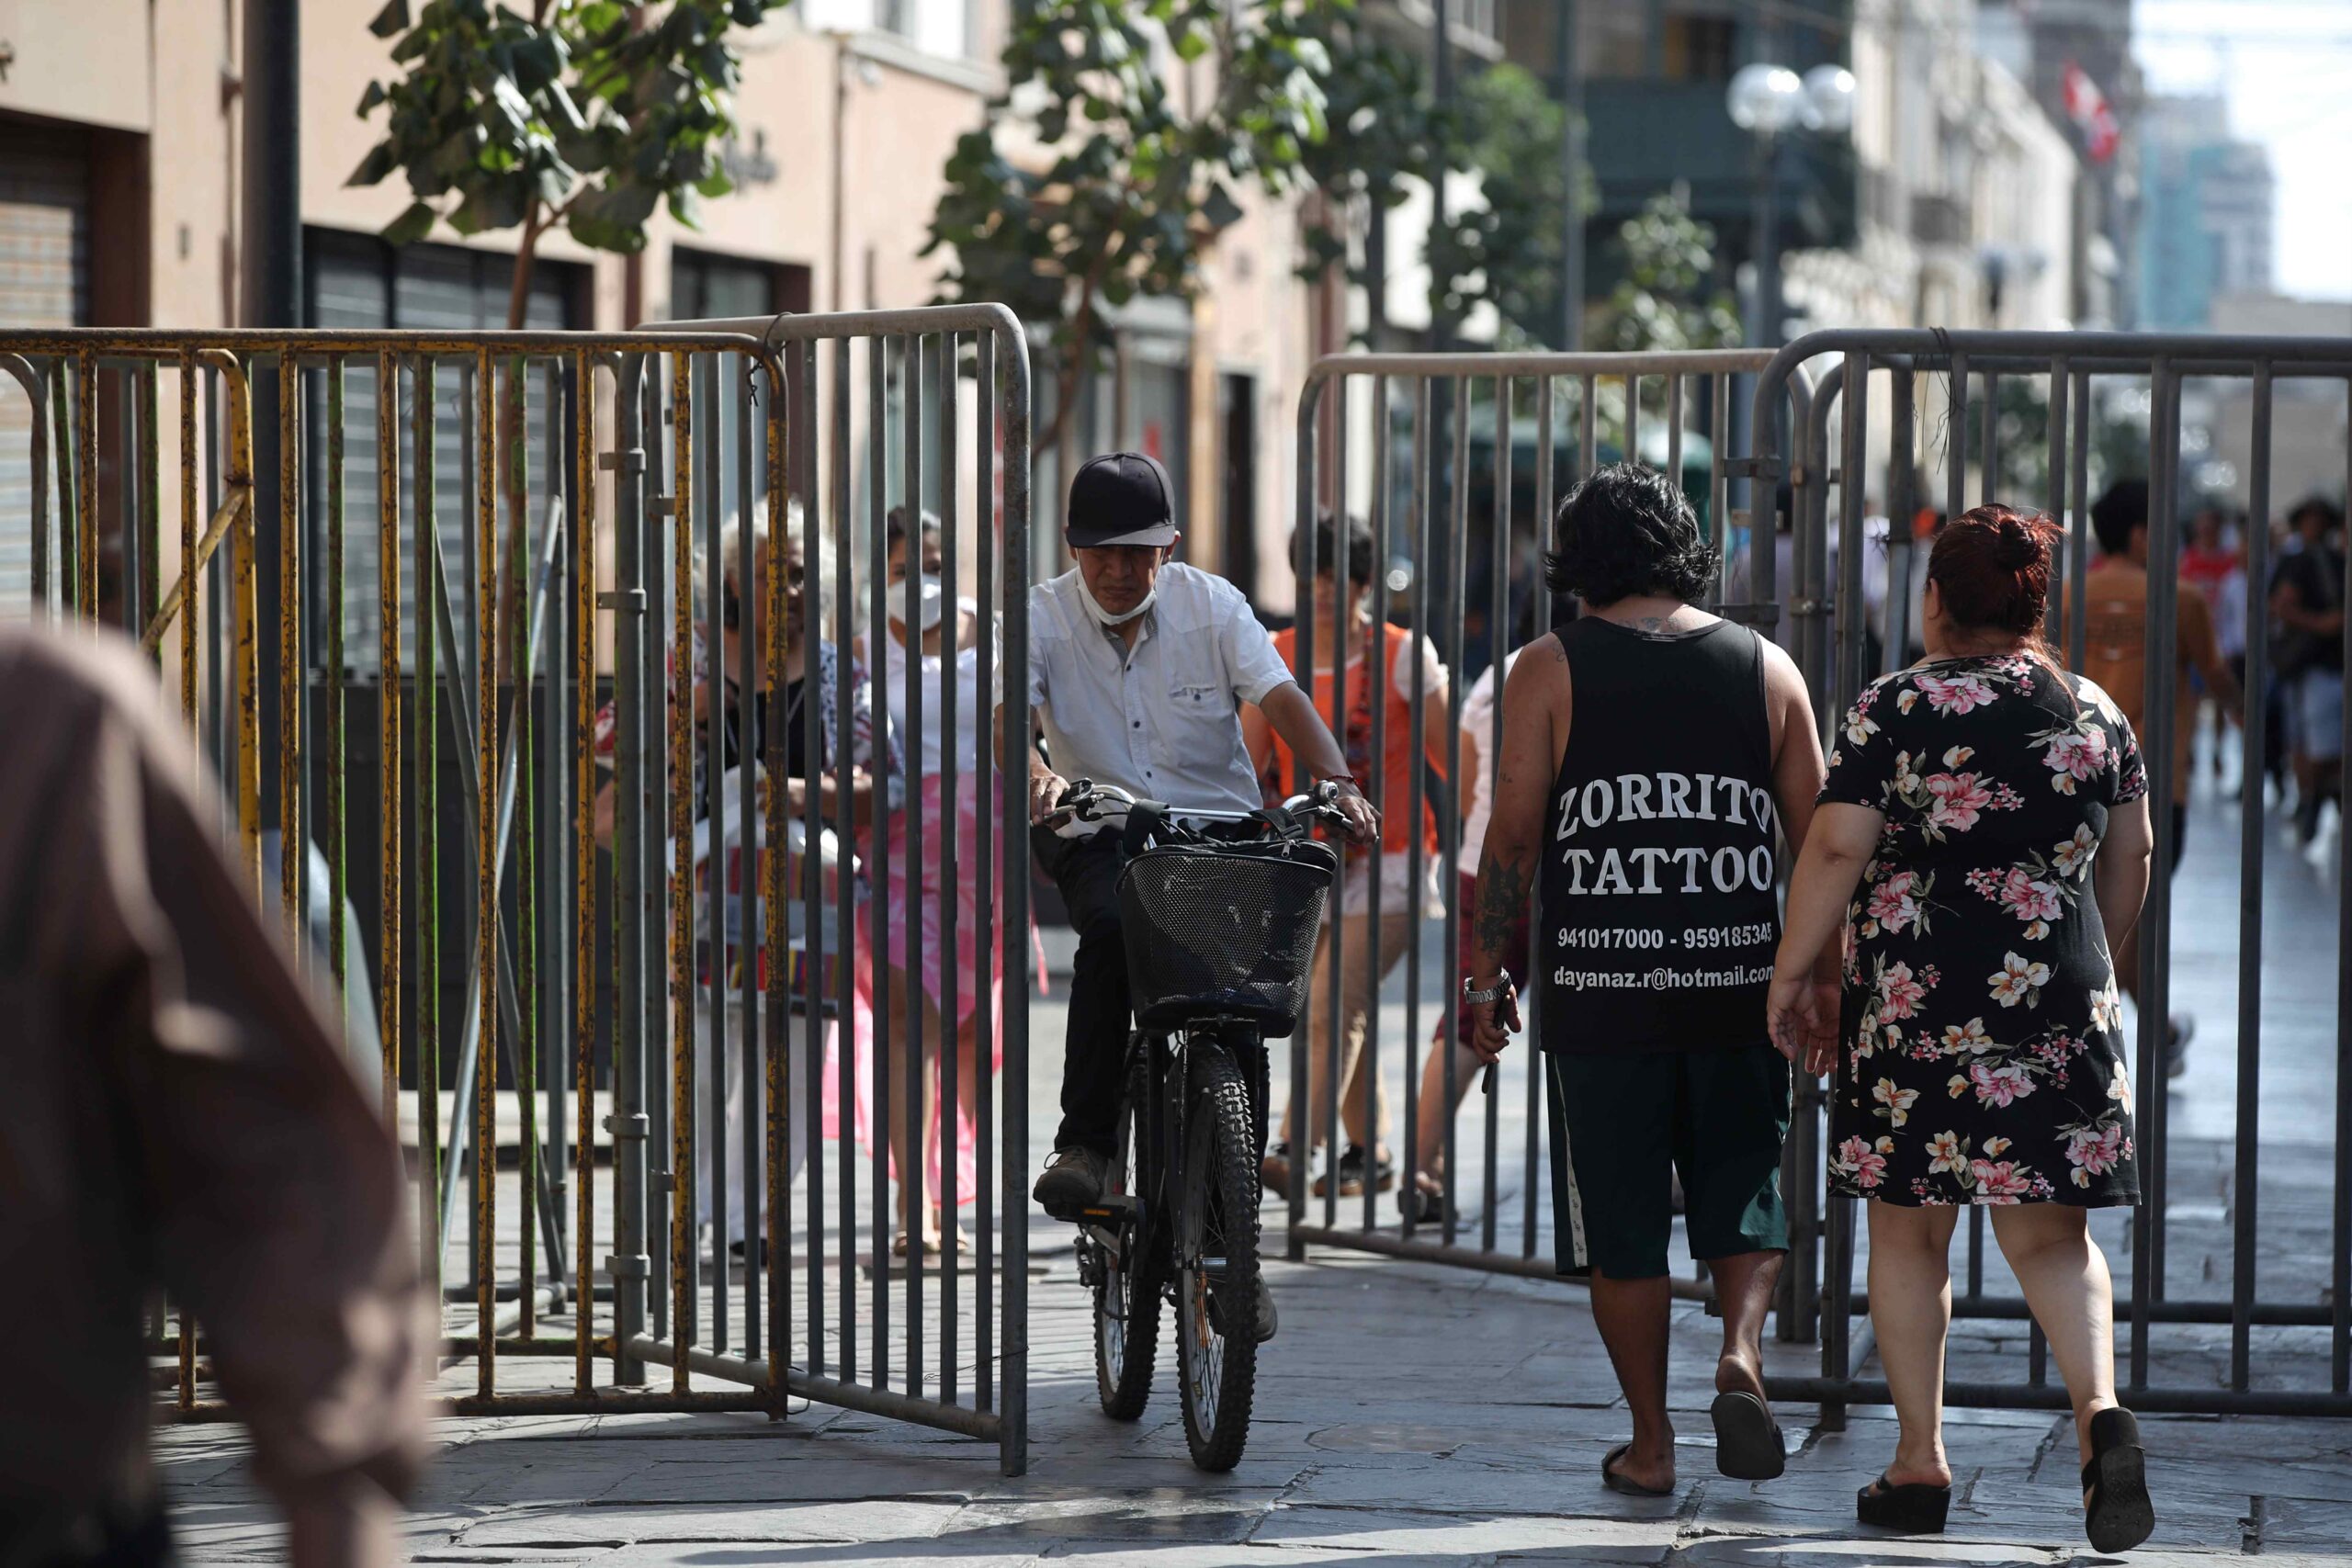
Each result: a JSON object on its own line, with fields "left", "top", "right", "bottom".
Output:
{"left": 1174, "top": 1041, "right": 1261, "bottom": 1472}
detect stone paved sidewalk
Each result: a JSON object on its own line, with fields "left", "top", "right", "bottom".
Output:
{"left": 154, "top": 774, "right": 2348, "bottom": 1563}
{"left": 159, "top": 1242, "right": 2352, "bottom": 1565}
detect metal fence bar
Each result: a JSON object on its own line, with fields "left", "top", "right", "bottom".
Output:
{"left": 832, "top": 333, "right": 859, "bottom": 1387}
{"left": 572, "top": 353, "right": 599, "bottom": 1398}
{"left": 1363, "top": 373, "right": 1389, "bottom": 1239}
{"left": 902, "top": 329, "right": 926, "bottom": 1402}
{"left": 1743, "top": 325, "right": 2352, "bottom": 1419}
{"left": 698, "top": 349, "right": 729, "bottom": 1358}
{"left": 973, "top": 324, "right": 997, "bottom": 1414}
{"left": 8, "top": 318, "right": 1023, "bottom": 1447}
{"left": 476, "top": 350, "right": 503, "bottom": 1399}
{"left": 2233, "top": 366, "right": 2272, "bottom": 1394}
{"left": 2336, "top": 374, "right": 2352, "bottom": 1398}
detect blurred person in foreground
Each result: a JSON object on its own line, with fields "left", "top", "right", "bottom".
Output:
{"left": 2071, "top": 479, "right": 2240, "bottom": 1075}
{"left": 0, "top": 626, "right": 424, "bottom": 1568}
{"left": 1464, "top": 463, "right": 1833, "bottom": 1496}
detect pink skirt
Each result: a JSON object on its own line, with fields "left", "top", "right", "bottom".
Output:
{"left": 821, "top": 773, "right": 1045, "bottom": 1206}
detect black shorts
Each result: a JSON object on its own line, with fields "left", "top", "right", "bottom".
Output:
{"left": 1544, "top": 1043, "right": 1791, "bottom": 1280}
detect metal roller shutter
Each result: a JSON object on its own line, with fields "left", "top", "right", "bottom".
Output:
{"left": 0, "top": 121, "right": 90, "bottom": 615}
{"left": 306, "top": 230, "right": 577, "bottom": 674}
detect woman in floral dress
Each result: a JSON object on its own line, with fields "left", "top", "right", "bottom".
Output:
{"left": 1768, "top": 506, "right": 2157, "bottom": 1551}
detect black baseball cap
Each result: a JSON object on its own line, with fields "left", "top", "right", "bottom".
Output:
{"left": 1066, "top": 451, "right": 1178, "bottom": 549}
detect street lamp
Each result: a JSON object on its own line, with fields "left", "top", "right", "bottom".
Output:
{"left": 1726, "top": 62, "right": 1855, "bottom": 346}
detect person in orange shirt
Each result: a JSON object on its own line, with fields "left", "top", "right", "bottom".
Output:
{"left": 2074, "top": 479, "right": 2242, "bottom": 1075}
{"left": 1247, "top": 513, "right": 1452, "bottom": 1199}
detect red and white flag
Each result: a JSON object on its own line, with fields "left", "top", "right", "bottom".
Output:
{"left": 2062, "top": 62, "right": 2120, "bottom": 164}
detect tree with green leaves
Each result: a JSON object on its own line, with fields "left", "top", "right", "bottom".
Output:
{"left": 1595, "top": 191, "right": 1743, "bottom": 353}
{"left": 1425, "top": 62, "right": 1585, "bottom": 349}
{"left": 923, "top": 0, "right": 1337, "bottom": 449}
{"left": 350, "top": 0, "right": 786, "bottom": 330}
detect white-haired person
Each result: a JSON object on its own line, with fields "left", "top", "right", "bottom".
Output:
{"left": 593, "top": 502, "right": 899, "bottom": 1259}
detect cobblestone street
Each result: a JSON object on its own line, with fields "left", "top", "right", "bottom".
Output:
{"left": 159, "top": 779, "right": 2350, "bottom": 1565}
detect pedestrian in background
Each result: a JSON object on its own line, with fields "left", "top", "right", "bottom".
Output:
{"left": 866, "top": 506, "right": 1033, "bottom": 1258}
{"left": 1249, "top": 513, "right": 1451, "bottom": 1201}
{"left": 1465, "top": 463, "right": 1831, "bottom": 1497}
{"left": 2178, "top": 503, "right": 2247, "bottom": 791}
{"left": 1403, "top": 638, "right": 1525, "bottom": 1224}
{"left": 1770, "top": 506, "right": 2155, "bottom": 1551}
{"left": 0, "top": 626, "right": 425, "bottom": 1567}
{"left": 2270, "top": 496, "right": 2346, "bottom": 852}
{"left": 2071, "top": 479, "right": 2239, "bottom": 1075}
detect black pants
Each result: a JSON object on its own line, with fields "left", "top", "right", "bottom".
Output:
{"left": 1036, "top": 828, "right": 1132, "bottom": 1156}
{"left": 1035, "top": 822, "right": 1265, "bottom": 1158}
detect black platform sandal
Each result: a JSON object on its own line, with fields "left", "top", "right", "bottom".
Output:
{"left": 1856, "top": 1473, "right": 1951, "bottom": 1533}
{"left": 2082, "top": 1407, "right": 2154, "bottom": 1554}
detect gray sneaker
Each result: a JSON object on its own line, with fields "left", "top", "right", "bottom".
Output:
{"left": 1034, "top": 1146, "right": 1110, "bottom": 1215}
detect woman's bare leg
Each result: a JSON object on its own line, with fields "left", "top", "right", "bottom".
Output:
{"left": 1988, "top": 1203, "right": 2120, "bottom": 1464}
{"left": 1867, "top": 1200, "right": 1959, "bottom": 1488}
{"left": 883, "top": 967, "right": 942, "bottom": 1246}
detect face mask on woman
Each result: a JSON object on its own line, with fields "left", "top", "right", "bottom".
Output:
{"left": 888, "top": 572, "right": 946, "bottom": 635}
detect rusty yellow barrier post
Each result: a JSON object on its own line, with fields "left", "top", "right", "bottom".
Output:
{"left": 277, "top": 353, "right": 302, "bottom": 957}
{"left": 325, "top": 357, "right": 347, "bottom": 1010}
{"left": 138, "top": 364, "right": 160, "bottom": 657}
{"left": 507, "top": 355, "right": 538, "bottom": 1341}
{"left": 414, "top": 355, "right": 442, "bottom": 1321}
{"left": 220, "top": 357, "right": 261, "bottom": 897}
{"left": 177, "top": 351, "right": 198, "bottom": 723}
{"left": 74, "top": 346, "right": 96, "bottom": 624}
{"left": 377, "top": 350, "right": 403, "bottom": 1122}
{"left": 761, "top": 349, "right": 789, "bottom": 1415}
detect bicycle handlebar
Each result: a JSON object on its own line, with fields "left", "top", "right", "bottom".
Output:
{"left": 1042, "top": 779, "right": 1350, "bottom": 840}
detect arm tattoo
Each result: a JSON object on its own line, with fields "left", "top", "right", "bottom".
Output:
{"left": 1476, "top": 848, "right": 1533, "bottom": 964}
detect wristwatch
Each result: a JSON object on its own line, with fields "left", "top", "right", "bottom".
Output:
{"left": 1462, "top": 973, "right": 1514, "bottom": 1007}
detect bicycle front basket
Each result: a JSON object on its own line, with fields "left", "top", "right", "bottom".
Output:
{"left": 1115, "top": 838, "right": 1338, "bottom": 1035}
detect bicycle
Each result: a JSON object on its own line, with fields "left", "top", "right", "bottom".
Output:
{"left": 1041, "top": 779, "right": 1346, "bottom": 1472}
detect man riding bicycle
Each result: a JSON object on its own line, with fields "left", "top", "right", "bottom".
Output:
{"left": 1024, "top": 452, "right": 1378, "bottom": 1221}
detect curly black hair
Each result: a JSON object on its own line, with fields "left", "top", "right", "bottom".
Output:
{"left": 1544, "top": 462, "right": 1718, "bottom": 607}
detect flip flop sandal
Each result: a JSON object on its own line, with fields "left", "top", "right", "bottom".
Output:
{"left": 1709, "top": 1390, "right": 1788, "bottom": 1481}
{"left": 2082, "top": 1407, "right": 2154, "bottom": 1554}
{"left": 1856, "top": 1473, "right": 1951, "bottom": 1533}
{"left": 1601, "top": 1442, "right": 1675, "bottom": 1497}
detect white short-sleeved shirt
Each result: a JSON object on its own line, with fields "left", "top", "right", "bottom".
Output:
{"left": 1026, "top": 562, "right": 1295, "bottom": 813}
{"left": 868, "top": 601, "right": 1002, "bottom": 778}
{"left": 1455, "top": 649, "right": 1517, "bottom": 878}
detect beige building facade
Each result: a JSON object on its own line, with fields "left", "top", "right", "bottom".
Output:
{"left": 0, "top": 0, "right": 1337, "bottom": 612}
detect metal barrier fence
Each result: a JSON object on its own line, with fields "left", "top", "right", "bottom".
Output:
{"left": 1280, "top": 350, "right": 1817, "bottom": 1297}
{"left": 1748, "top": 327, "right": 2352, "bottom": 1421}
{"left": 0, "top": 308, "right": 1035, "bottom": 1472}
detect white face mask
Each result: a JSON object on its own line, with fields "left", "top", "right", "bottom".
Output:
{"left": 1076, "top": 570, "right": 1157, "bottom": 626}
{"left": 888, "top": 573, "right": 945, "bottom": 634}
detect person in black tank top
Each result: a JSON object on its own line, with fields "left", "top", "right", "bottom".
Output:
{"left": 1461, "top": 464, "right": 1837, "bottom": 1498}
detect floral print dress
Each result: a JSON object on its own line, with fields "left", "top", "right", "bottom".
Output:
{"left": 1819, "top": 654, "right": 2146, "bottom": 1206}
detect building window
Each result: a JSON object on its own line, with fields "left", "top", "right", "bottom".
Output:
{"left": 671, "top": 247, "right": 810, "bottom": 322}
{"left": 304, "top": 228, "right": 587, "bottom": 676}
{"left": 1663, "top": 14, "right": 1737, "bottom": 82}
{"left": 876, "top": 0, "right": 969, "bottom": 59}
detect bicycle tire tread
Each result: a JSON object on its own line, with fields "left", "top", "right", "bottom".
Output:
{"left": 1177, "top": 1046, "right": 1261, "bottom": 1472}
